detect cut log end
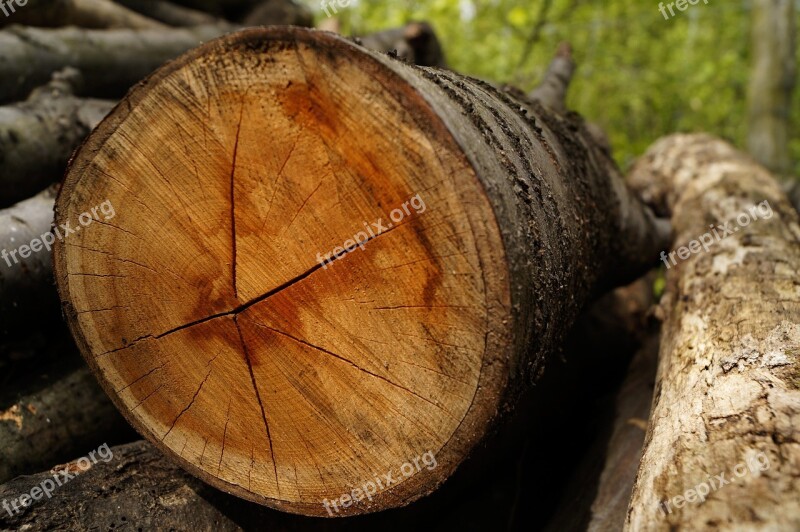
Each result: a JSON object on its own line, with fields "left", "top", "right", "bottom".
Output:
{"left": 55, "top": 28, "right": 512, "bottom": 516}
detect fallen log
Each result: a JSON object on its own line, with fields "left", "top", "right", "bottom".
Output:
{"left": 0, "top": 187, "right": 61, "bottom": 341}
{"left": 115, "top": 0, "right": 226, "bottom": 27}
{"left": 0, "top": 366, "right": 133, "bottom": 483}
{"left": 0, "top": 0, "right": 167, "bottom": 29}
{"left": 54, "top": 27, "right": 667, "bottom": 516}
{"left": 0, "top": 24, "right": 232, "bottom": 103}
{"left": 0, "top": 68, "right": 114, "bottom": 208}
{"left": 586, "top": 333, "right": 658, "bottom": 532}
{"left": 242, "top": 0, "right": 313, "bottom": 27}
{"left": 625, "top": 134, "right": 800, "bottom": 530}
{"left": 0, "top": 441, "right": 248, "bottom": 530}
{"left": 357, "top": 22, "right": 448, "bottom": 68}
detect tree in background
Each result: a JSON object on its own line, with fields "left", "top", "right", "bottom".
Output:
{"left": 747, "top": 0, "right": 796, "bottom": 180}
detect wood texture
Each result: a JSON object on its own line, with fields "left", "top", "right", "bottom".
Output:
{"left": 54, "top": 27, "right": 667, "bottom": 516}
{"left": 626, "top": 134, "right": 800, "bottom": 530}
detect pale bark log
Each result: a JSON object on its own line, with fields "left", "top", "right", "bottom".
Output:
{"left": 625, "top": 133, "right": 800, "bottom": 530}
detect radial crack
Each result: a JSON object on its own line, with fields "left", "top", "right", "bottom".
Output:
{"left": 234, "top": 316, "right": 280, "bottom": 495}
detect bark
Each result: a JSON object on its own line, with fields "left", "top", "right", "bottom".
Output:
{"left": 587, "top": 333, "right": 658, "bottom": 532}
{"left": 528, "top": 41, "right": 574, "bottom": 115}
{"left": 0, "top": 187, "right": 60, "bottom": 341}
{"left": 356, "top": 22, "right": 448, "bottom": 68}
{"left": 0, "top": 0, "right": 167, "bottom": 29}
{"left": 0, "top": 366, "right": 133, "bottom": 483}
{"left": 747, "top": 0, "right": 796, "bottom": 179}
{"left": 115, "top": 0, "right": 226, "bottom": 27}
{"left": 0, "top": 441, "right": 247, "bottom": 531}
{"left": 0, "top": 24, "right": 232, "bottom": 103}
{"left": 625, "top": 134, "right": 800, "bottom": 530}
{"left": 0, "top": 68, "right": 114, "bottom": 208}
{"left": 242, "top": 0, "right": 313, "bottom": 27}
{"left": 54, "top": 27, "right": 668, "bottom": 516}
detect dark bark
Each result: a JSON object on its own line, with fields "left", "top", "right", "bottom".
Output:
{"left": 0, "top": 366, "right": 134, "bottom": 483}
{"left": 0, "top": 0, "right": 167, "bottom": 29}
{"left": 0, "top": 187, "right": 60, "bottom": 341}
{"left": 242, "top": 0, "right": 313, "bottom": 27}
{"left": 0, "top": 68, "right": 114, "bottom": 208}
{"left": 0, "top": 24, "right": 232, "bottom": 103}
{"left": 115, "top": 0, "right": 226, "bottom": 27}
{"left": 356, "top": 22, "right": 448, "bottom": 68}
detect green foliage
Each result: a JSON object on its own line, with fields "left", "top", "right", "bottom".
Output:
{"left": 303, "top": 0, "right": 799, "bottom": 173}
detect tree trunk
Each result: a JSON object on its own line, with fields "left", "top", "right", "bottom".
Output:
{"left": 0, "top": 24, "right": 232, "bottom": 103}
{"left": 0, "top": 0, "right": 167, "bottom": 29}
{"left": 625, "top": 134, "right": 800, "bottom": 530}
{"left": 747, "top": 0, "right": 796, "bottom": 178}
{"left": 53, "top": 27, "right": 667, "bottom": 516}
{"left": 0, "top": 67, "right": 114, "bottom": 208}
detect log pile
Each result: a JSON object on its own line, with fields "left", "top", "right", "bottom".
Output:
{"left": 0, "top": 2, "right": 797, "bottom": 530}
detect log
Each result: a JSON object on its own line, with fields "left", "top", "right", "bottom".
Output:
{"left": 625, "top": 134, "right": 800, "bottom": 530}
{"left": 242, "top": 0, "right": 313, "bottom": 27}
{"left": 115, "top": 0, "right": 226, "bottom": 27}
{"left": 0, "top": 187, "right": 61, "bottom": 341}
{"left": 0, "top": 0, "right": 167, "bottom": 29}
{"left": 0, "top": 441, "right": 248, "bottom": 530}
{"left": 0, "top": 67, "right": 114, "bottom": 208}
{"left": 0, "top": 366, "right": 134, "bottom": 483}
{"left": 0, "top": 24, "right": 232, "bottom": 103}
{"left": 356, "top": 22, "right": 448, "bottom": 68}
{"left": 54, "top": 27, "right": 667, "bottom": 516}
{"left": 586, "top": 333, "right": 658, "bottom": 531}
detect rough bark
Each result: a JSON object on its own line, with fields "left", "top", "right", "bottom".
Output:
{"left": 0, "top": 24, "right": 232, "bottom": 103}
{"left": 0, "top": 187, "right": 60, "bottom": 341}
{"left": 0, "top": 366, "right": 133, "bottom": 483}
{"left": 747, "top": 0, "right": 796, "bottom": 179}
{"left": 54, "top": 27, "right": 667, "bottom": 516}
{"left": 625, "top": 134, "right": 800, "bottom": 530}
{"left": 115, "top": 0, "right": 226, "bottom": 27}
{"left": 0, "top": 68, "right": 114, "bottom": 208}
{"left": 0, "top": 0, "right": 167, "bottom": 29}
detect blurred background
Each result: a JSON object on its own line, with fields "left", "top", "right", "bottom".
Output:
{"left": 303, "top": 0, "right": 797, "bottom": 177}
